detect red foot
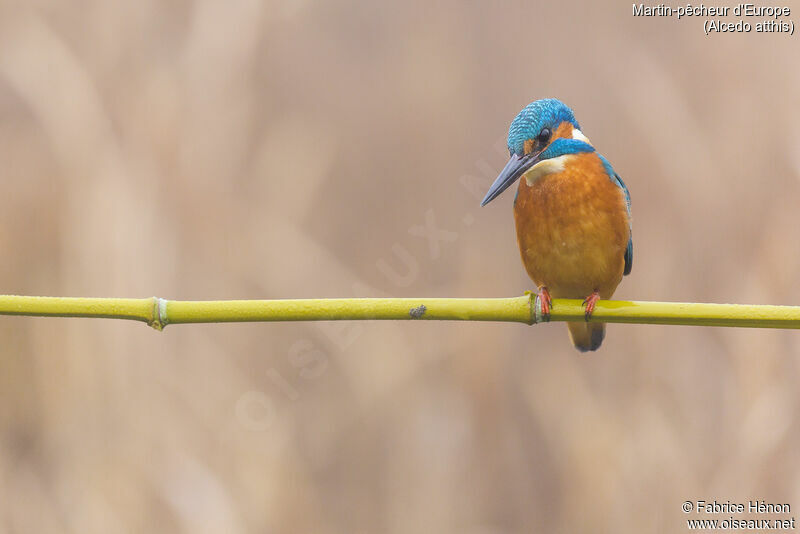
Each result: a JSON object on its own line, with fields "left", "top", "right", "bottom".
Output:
{"left": 538, "top": 286, "right": 552, "bottom": 321}
{"left": 582, "top": 291, "right": 601, "bottom": 321}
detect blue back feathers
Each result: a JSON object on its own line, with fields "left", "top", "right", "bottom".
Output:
{"left": 507, "top": 98, "right": 580, "bottom": 156}
{"left": 598, "top": 155, "right": 633, "bottom": 276}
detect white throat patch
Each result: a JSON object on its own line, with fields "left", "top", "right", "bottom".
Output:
{"left": 522, "top": 154, "right": 573, "bottom": 185}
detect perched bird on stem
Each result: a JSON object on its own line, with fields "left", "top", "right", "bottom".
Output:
{"left": 481, "top": 98, "right": 632, "bottom": 351}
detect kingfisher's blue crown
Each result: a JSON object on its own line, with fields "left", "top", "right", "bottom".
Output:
{"left": 507, "top": 98, "right": 580, "bottom": 156}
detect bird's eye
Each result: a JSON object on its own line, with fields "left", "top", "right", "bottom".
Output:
{"left": 537, "top": 128, "right": 551, "bottom": 144}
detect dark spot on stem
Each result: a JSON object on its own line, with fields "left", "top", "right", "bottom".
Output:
{"left": 409, "top": 305, "right": 427, "bottom": 319}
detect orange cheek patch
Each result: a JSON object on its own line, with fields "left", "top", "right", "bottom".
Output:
{"left": 523, "top": 139, "right": 535, "bottom": 155}
{"left": 553, "top": 121, "right": 574, "bottom": 140}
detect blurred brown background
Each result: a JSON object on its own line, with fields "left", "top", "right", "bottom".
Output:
{"left": 1, "top": 1, "right": 799, "bottom": 532}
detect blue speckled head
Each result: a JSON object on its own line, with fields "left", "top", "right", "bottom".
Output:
{"left": 507, "top": 99, "right": 580, "bottom": 156}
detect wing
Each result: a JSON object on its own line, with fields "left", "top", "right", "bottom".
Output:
{"left": 614, "top": 172, "right": 633, "bottom": 276}
{"left": 599, "top": 155, "right": 633, "bottom": 276}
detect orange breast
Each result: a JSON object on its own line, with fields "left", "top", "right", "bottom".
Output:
{"left": 513, "top": 153, "right": 630, "bottom": 299}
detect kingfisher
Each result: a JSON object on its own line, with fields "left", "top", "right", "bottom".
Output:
{"left": 481, "top": 98, "right": 632, "bottom": 352}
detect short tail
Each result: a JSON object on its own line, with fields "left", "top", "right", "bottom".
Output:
{"left": 567, "top": 322, "right": 606, "bottom": 352}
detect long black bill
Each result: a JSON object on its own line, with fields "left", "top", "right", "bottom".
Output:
{"left": 480, "top": 153, "right": 539, "bottom": 206}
